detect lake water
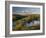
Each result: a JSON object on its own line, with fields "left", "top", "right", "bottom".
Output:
{"left": 25, "top": 20, "right": 40, "bottom": 26}
{"left": 13, "top": 20, "right": 40, "bottom": 27}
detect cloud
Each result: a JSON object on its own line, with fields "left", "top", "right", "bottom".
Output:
{"left": 13, "top": 7, "right": 40, "bottom": 14}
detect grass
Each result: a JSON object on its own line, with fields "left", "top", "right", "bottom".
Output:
{"left": 13, "top": 25, "right": 40, "bottom": 31}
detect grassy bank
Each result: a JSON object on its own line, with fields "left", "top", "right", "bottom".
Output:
{"left": 12, "top": 14, "right": 40, "bottom": 31}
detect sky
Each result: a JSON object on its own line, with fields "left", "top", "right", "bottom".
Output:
{"left": 12, "top": 7, "right": 40, "bottom": 14}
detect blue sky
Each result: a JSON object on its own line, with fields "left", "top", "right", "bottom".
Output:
{"left": 12, "top": 7, "right": 40, "bottom": 13}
